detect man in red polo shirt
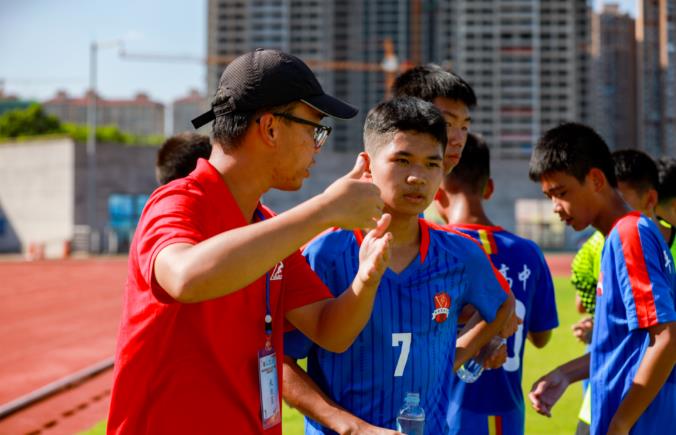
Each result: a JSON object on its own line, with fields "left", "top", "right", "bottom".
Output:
{"left": 107, "top": 49, "right": 393, "bottom": 434}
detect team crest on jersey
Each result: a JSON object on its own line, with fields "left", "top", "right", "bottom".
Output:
{"left": 270, "top": 261, "right": 284, "bottom": 281}
{"left": 596, "top": 272, "right": 603, "bottom": 296}
{"left": 432, "top": 292, "right": 451, "bottom": 323}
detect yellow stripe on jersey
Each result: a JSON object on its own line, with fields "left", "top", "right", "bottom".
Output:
{"left": 479, "top": 229, "right": 493, "bottom": 254}
{"left": 578, "top": 387, "right": 592, "bottom": 424}
{"left": 488, "top": 415, "right": 503, "bottom": 435}
{"left": 488, "top": 416, "right": 497, "bottom": 435}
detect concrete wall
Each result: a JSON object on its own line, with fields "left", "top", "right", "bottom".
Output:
{"left": 73, "top": 141, "right": 159, "bottom": 233}
{"left": 0, "top": 137, "right": 160, "bottom": 255}
{"left": 0, "top": 138, "right": 74, "bottom": 255}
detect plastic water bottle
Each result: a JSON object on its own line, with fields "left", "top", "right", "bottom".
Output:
{"left": 396, "top": 392, "right": 425, "bottom": 435}
{"left": 456, "top": 336, "right": 507, "bottom": 383}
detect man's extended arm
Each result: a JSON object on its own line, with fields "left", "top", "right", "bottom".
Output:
{"left": 155, "top": 156, "right": 383, "bottom": 303}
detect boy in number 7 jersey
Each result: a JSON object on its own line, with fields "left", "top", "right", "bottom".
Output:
{"left": 282, "top": 97, "right": 518, "bottom": 433}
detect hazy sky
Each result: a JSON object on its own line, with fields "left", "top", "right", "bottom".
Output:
{"left": 1, "top": 0, "right": 207, "bottom": 104}
{"left": 1, "top": 0, "right": 638, "bottom": 105}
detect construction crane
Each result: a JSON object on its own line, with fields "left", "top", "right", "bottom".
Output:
{"left": 118, "top": 36, "right": 404, "bottom": 97}
{"left": 117, "top": 0, "right": 429, "bottom": 96}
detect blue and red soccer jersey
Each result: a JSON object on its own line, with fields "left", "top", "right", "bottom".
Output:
{"left": 284, "top": 220, "right": 509, "bottom": 434}
{"left": 445, "top": 224, "right": 559, "bottom": 435}
{"left": 591, "top": 212, "right": 676, "bottom": 434}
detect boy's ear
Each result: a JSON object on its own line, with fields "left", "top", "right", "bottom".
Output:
{"left": 362, "top": 151, "right": 373, "bottom": 179}
{"left": 646, "top": 188, "right": 659, "bottom": 212}
{"left": 482, "top": 178, "right": 495, "bottom": 200}
{"left": 588, "top": 168, "right": 607, "bottom": 192}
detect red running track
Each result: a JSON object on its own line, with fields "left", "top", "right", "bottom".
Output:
{"left": 0, "top": 258, "right": 127, "bottom": 434}
{"left": 544, "top": 252, "right": 574, "bottom": 277}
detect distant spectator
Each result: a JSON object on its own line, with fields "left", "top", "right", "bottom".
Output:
{"left": 656, "top": 156, "right": 676, "bottom": 227}
{"left": 155, "top": 132, "right": 212, "bottom": 185}
{"left": 656, "top": 157, "right": 676, "bottom": 260}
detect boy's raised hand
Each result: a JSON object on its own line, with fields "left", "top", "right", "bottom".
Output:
{"left": 357, "top": 213, "right": 392, "bottom": 289}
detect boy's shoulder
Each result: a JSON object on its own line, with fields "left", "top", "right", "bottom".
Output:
{"left": 604, "top": 212, "right": 676, "bottom": 285}
{"left": 303, "top": 228, "right": 358, "bottom": 261}
{"left": 607, "top": 212, "right": 660, "bottom": 250}
{"left": 492, "top": 227, "right": 544, "bottom": 255}
{"left": 427, "top": 220, "right": 479, "bottom": 244}
{"left": 425, "top": 220, "right": 488, "bottom": 259}
{"left": 442, "top": 222, "right": 545, "bottom": 259}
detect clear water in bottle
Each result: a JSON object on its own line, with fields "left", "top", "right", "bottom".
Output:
{"left": 456, "top": 358, "right": 484, "bottom": 383}
{"left": 456, "top": 336, "right": 506, "bottom": 383}
{"left": 396, "top": 392, "right": 425, "bottom": 435}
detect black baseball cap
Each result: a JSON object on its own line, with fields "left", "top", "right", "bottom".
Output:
{"left": 192, "top": 49, "right": 358, "bottom": 129}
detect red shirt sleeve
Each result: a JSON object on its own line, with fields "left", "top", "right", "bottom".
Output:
{"left": 258, "top": 203, "right": 332, "bottom": 315}
{"left": 135, "top": 187, "right": 204, "bottom": 300}
{"left": 282, "top": 249, "right": 332, "bottom": 318}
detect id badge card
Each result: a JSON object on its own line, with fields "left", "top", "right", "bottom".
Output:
{"left": 258, "top": 344, "right": 281, "bottom": 429}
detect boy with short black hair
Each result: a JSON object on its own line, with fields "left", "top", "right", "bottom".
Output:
{"left": 572, "top": 149, "right": 664, "bottom": 318}
{"left": 527, "top": 123, "right": 676, "bottom": 435}
{"left": 392, "top": 64, "right": 476, "bottom": 174}
{"left": 571, "top": 149, "right": 672, "bottom": 433}
{"left": 434, "top": 133, "right": 559, "bottom": 435}
{"left": 155, "top": 132, "right": 212, "bottom": 185}
{"left": 282, "top": 97, "right": 517, "bottom": 434}
{"left": 392, "top": 65, "right": 477, "bottom": 226}
{"left": 613, "top": 150, "right": 660, "bottom": 218}
{"left": 572, "top": 149, "right": 668, "bottom": 325}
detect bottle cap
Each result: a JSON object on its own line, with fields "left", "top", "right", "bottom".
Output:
{"left": 404, "top": 392, "right": 420, "bottom": 405}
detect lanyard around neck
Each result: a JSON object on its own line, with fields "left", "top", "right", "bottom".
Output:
{"left": 255, "top": 209, "right": 273, "bottom": 337}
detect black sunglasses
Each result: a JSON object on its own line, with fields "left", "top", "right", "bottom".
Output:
{"left": 271, "top": 112, "right": 332, "bottom": 149}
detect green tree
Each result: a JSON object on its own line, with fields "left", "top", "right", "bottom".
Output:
{"left": 61, "top": 123, "right": 131, "bottom": 143}
{"left": 0, "top": 103, "right": 164, "bottom": 145}
{"left": 0, "top": 103, "right": 62, "bottom": 138}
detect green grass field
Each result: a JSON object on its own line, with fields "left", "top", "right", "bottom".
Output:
{"left": 82, "top": 277, "right": 585, "bottom": 435}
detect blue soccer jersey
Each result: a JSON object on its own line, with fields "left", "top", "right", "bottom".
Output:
{"left": 591, "top": 212, "right": 676, "bottom": 435}
{"left": 446, "top": 224, "right": 559, "bottom": 435}
{"left": 284, "top": 219, "right": 509, "bottom": 434}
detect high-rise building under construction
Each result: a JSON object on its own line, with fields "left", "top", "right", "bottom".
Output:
{"left": 206, "top": 0, "right": 592, "bottom": 155}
